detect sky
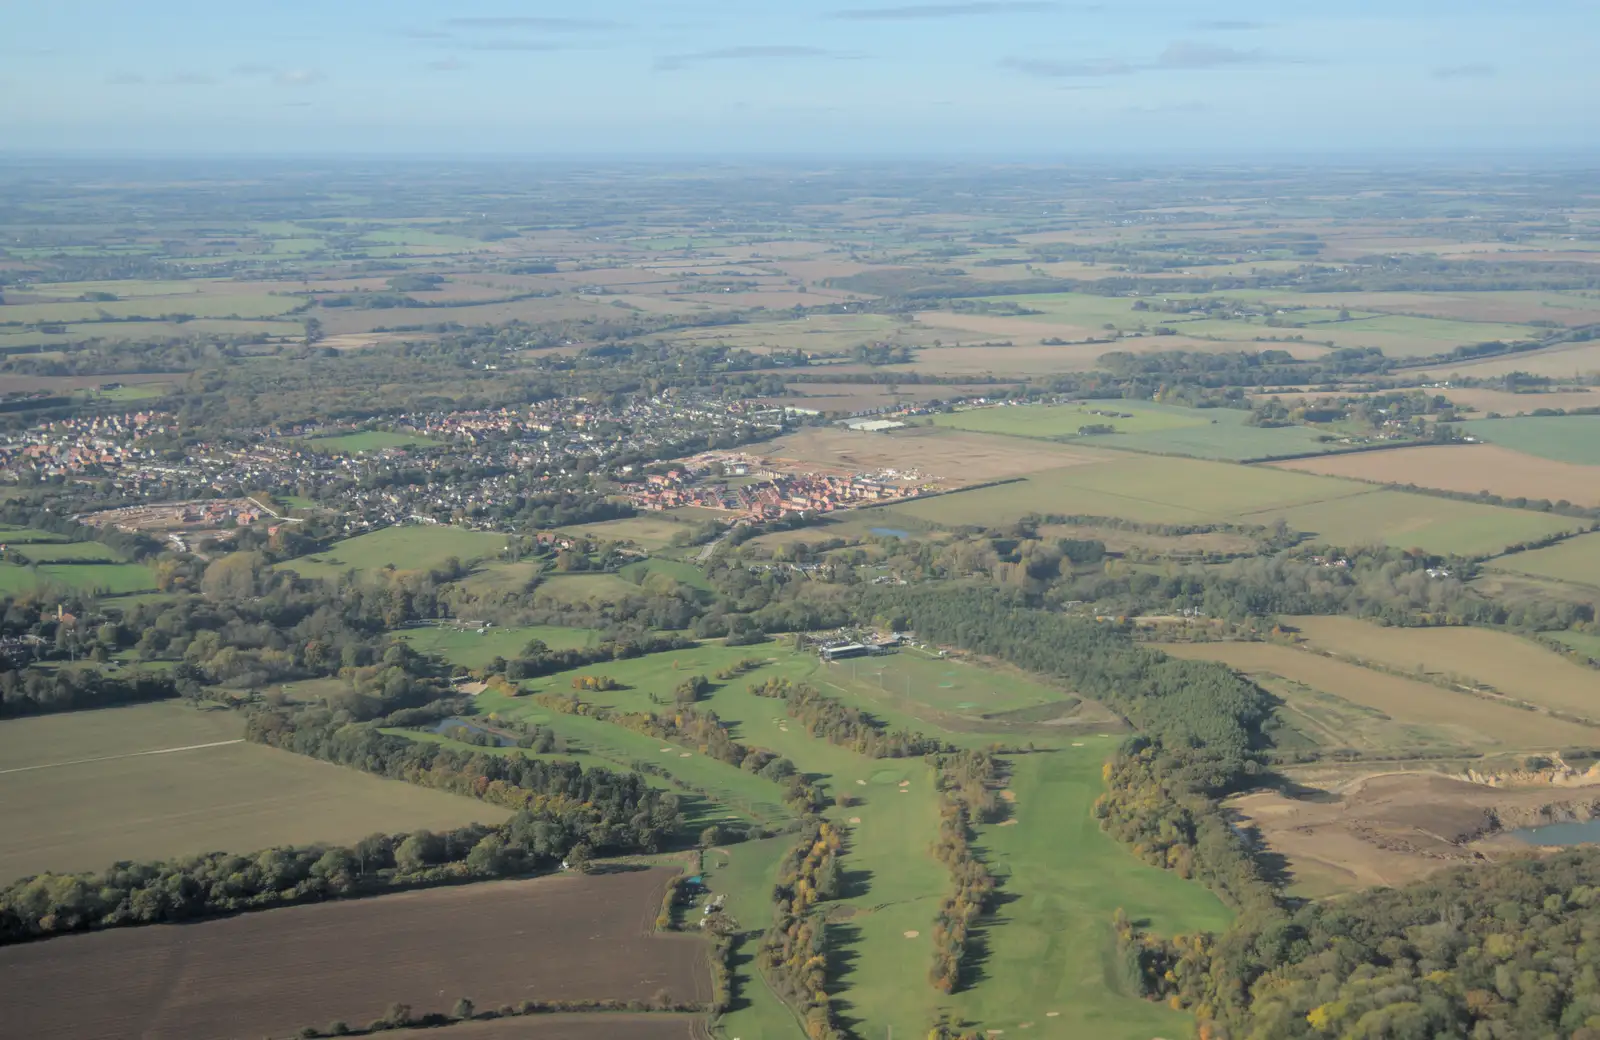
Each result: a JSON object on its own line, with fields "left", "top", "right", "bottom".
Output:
{"left": 0, "top": 0, "right": 1594, "bottom": 156}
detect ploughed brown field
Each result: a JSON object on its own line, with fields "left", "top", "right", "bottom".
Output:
{"left": 1270, "top": 443, "right": 1600, "bottom": 508}
{"left": 0, "top": 867, "right": 708, "bottom": 1040}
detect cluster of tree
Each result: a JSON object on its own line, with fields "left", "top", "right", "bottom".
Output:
{"left": 757, "top": 820, "right": 846, "bottom": 1040}
{"left": 748, "top": 677, "right": 950, "bottom": 758}
{"left": 929, "top": 750, "right": 999, "bottom": 994}
{"left": 0, "top": 809, "right": 627, "bottom": 945}
{"left": 1135, "top": 848, "right": 1600, "bottom": 1039}
{"left": 246, "top": 707, "right": 683, "bottom": 849}
{"left": 0, "top": 665, "right": 176, "bottom": 718}
{"left": 672, "top": 674, "right": 710, "bottom": 705}
{"left": 568, "top": 674, "right": 619, "bottom": 691}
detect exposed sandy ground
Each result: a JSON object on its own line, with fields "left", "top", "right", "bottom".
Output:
{"left": 762, "top": 426, "right": 1112, "bottom": 484}
{"left": 1232, "top": 771, "right": 1600, "bottom": 897}
{"left": 1271, "top": 443, "right": 1600, "bottom": 507}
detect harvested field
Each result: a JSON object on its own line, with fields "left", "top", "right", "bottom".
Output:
{"left": 0, "top": 869, "right": 708, "bottom": 1040}
{"left": 1260, "top": 488, "right": 1579, "bottom": 556}
{"left": 1430, "top": 387, "right": 1600, "bottom": 415}
{"left": 1271, "top": 443, "right": 1600, "bottom": 507}
{"left": 762, "top": 426, "right": 1109, "bottom": 485}
{"left": 1160, "top": 642, "right": 1598, "bottom": 750}
{"left": 0, "top": 703, "right": 508, "bottom": 882}
{"left": 1284, "top": 616, "right": 1600, "bottom": 721}
{"left": 1492, "top": 532, "right": 1600, "bottom": 590}
{"left": 420, "top": 1015, "right": 700, "bottom": 1039}
{"left": 1227, "top": 772, "right": 1586, "bottom": 898}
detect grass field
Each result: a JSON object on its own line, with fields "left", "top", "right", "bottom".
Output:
{"left": 280, "top": 525, "right": 509, "bottom": 579}
{"left": 619, "top": 558, "right": 715, "bottom": 592}
{"left": 310, "top": 429, "right": 440, "bottom": 453}
{"left": 819, "top": 648, "right": 1072, "bottom": 718}
{"left": 0, "top": 561, "right": 157, "bottom": 595}
{"left": 933, "top": 400, "right": 1337, "bottom": 460}
{"left": 0, "top": 703, "right": 508, "bottom": 882}
{"left": 940, "top": 748, "right": 1232, "bottom": 1038}
{"left": 399, "top": 622, "right": 601, "bottom": 669}
{"left": 1259, "top": 488, "right": 1581, "bottom": 556}
{"left": 1553, "top": 632, "right": 1600, "bottom": 664}
{"left": 6, "top": 540, "right": 128, "bottom": 562}
{"left": 1160, "top": 642, "right": 1598, "bottom": 751}
{"left": 1459, "top": 415, "right": 1600, "bottom": 466}
{"left": 0, "top": 869, "right": 707, "bottom": 1040}
{"left": 1492, "top": 532, "right": 1600, "bottom": 589}
{"left": 1285, "top": 615, "right": 1600, "bottom": 721}
{"left": 533, "top": 572, "right": 642, "bottom": 604}
{"left": 1273, "top": 444, "right": 1600, "bottom": 508}
{"left": 562, "top": 513, "right": 697, "bottom": 551}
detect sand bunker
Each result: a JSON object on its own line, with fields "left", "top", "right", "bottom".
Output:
{"left": 903, "top": 930, "right": 920, "bottom": 938}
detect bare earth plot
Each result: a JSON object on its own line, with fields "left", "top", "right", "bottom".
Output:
{"left": 1284, "top": 615, "right": 1600, "bottom": 721}
{"left": 1270, "top": 444, "right": 1600, "bottom": 508}
{"left": 0, "top": 869, "right": 707, "bottom": 1040}
{"left": 0, "top": 703, "right": 507, "bottom": 882}
{"left": 1160, "top": 642, "right": 1598, "bottom": 751}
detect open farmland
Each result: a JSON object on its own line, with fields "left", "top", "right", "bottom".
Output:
{"left": 1492, "top": 532, "right": 1600, "bottom": 590}
{"left": 764, "top": 425, "right": 1109, "bottom": 484}
{"left": 1284, "top": 615, "right": 1600, "bottom": 721}
{"left": 1260, "top": 488, "right": 1579, "bottom": 556}
{"left": 1411, "top": 340, "right": 1600, "bottom": 380}
{"left": 892, "top": 454, "right": 1366, "bottom": 526}
{"left": 1159, "top": 641, "right": 1599, "bottom": 751}
{"left": 420, "top": 1016, "right": 701, "bottom": 1039}
{"left": 280, "top": 525, "right": 509, "bottom": 580}
{"left": 932, "top": 400, "right": 1214, "bottom": 439}
{"left": 1458, "top": 416, "right": 1600, "bottom": 466}
{"left": 0, "top": 703, "right": 508, "bottom": 882}
{"left": 556, "top": 513, "right": 697, "bottom": 551}
{"left": 1271, "top": 443, "right": 1600, "bottom": 507}
{"left": 0, "top": 869, "right": 707, "bottom": 1040}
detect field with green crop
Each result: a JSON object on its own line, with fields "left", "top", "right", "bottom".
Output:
{"left": 280, "top": 525, "right": 509, "bottom": 579}
{"left": 1492, "top": 532, "right": 1600, "bottom": 589}
{"left": 399, "top": 622, "right": 601, "bottom": 669}
{"left": 932, "top": 400, "right": 1210, "bottom": 439}
{"left": 310, "top": 430, "right": 440, "bottom": 453}
{"left": 7, "top": 541, "right": 127, "bottom": 562}
{"left": 618, "top": 558, "right": 714, "bottom": 592}
{"left": 895, "top": 455, "right": 1574, "bottom": 555}
{"left": 1460, "top": 415, "right": 1600, "bottom": 465}
{"left": 0, "top": 561, "right": 157, "bottom": 595}
{"left": 0, "top": 703, "right": 508, "bottom": 882}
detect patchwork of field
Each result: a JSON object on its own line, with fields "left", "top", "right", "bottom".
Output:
{"left": 1284, "top": 616, "right": 1600, "bottom": 721}
{"left": 0, "top": 703, "right": 508, "bottom": 882}
{"left": 280, "top": 525, "right": 510, "bottom": 580}
{"left": 1160, "top": 642, "right": 1598, "bottom": 751}
{"left": 0, "top": 869, "right": 706, "bottom": 1040}
{"left": 1271, "top": 443, "right": 1600, "bottom": 507}
{"left": 764, "top": 426, "right": 1109, "bottom": 484}
{"left": 1458, "top": 415, "right": 1600, "bottom": 466}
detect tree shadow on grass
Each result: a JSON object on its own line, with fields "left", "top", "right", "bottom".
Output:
{"left": 825, "top": 921, "right": 865, "bottom": 1037}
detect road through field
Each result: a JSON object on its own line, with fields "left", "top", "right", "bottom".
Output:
{"left": 0, "top": 739, "right": 243, "bottom": 775}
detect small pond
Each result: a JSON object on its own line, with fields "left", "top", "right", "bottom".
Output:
{"left": 430, "top": 717, "right": 517, "bottom": 747}
{"left": 870, "top": 527, "right": 911, "bottom": 540}
{"left": 1510, "top": 819, "right": 1600, "bottom": 846}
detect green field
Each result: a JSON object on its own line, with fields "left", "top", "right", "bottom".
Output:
{"left": 0, "top": 561, "right": 157, "bottom": 595}
{"left": 893, "top": 454, "right": 1575, "bottom": 554}
{"left": 1460, "top": 415, "right": 1600, "bottom": 465}
{"left": 619, "top": 557, "right": 714, "bottom": 592}
{"left": 933, "top": 400, "right": 1211, "bottom": 439}
{"left": 1260, "top": 489, "right": 1580, "bottom": 556}
{"left": 560, "top": 514, "right": 696, "bottom": 551}
{"left": 1552, "top": 631, "right": 1600, "bottom": 664}
{"left": 533, "top": 572, "right": 642, "bottom": 604}
{"left": 820, "top": 648, "right": 1071, "bottom": 718}
{"left": 311, "top": 429, "right": 440, "bottom": 453}
{"left": 6, "top": 541, "right": 128, "bottom": 562}
{"left": 1492, "top": 532, "right": 1600, "bottom": 589}
{"left": 0, "top": 703, "right": 508, "bottom": 883}
{"left": 399, "top": 623, "right": 601, "bottom": 669}
{"left": 280, "top": 525, "right": 509, "bottom": 579}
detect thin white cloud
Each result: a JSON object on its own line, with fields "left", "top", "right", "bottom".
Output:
{"left": 445, "top": 16, "right": 620, "bottom": 31}
{"left": 1156, "top": 41, "right": 1269, "bottom": 69}
{"left": 832, "top": 1, "right": 1060, "bottom": 18}
{"left": 1433, "top": 62, "right": 1496, "bottom": 79}
{"left": 274, "top": 68, "right": 325, "bottom": 87}
{"left": 655, "top": 46, "right": 837, "bottom": 72}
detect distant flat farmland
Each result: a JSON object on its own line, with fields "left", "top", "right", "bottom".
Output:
{"left": 0, "top": 869, "right": 708, "bottom": 1040}
{"left": 0, "top": 703, "right": 507, "bottom": 882}
{"left": 1492, "top": 532, "right": 1600, "bottom": 590}
{"left": 278, "top": 524, "right": 509, "bottom": 580}
{"left": 1270, "top": 444, "right": 1600, "bottom": 507}
{"left": 1458, "top": 415, "right": 1600, "bottom": 466}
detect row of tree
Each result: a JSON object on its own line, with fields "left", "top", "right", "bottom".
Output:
{"left": 929, "top": 750, "right": 999, "bottom": 994}
{"left": 756, "top": 820, "right": 846, "bottom": 1040}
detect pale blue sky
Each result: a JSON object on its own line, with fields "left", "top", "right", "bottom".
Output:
{"left": 0, "top": 0, "right": 1593, "bottom": 154}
